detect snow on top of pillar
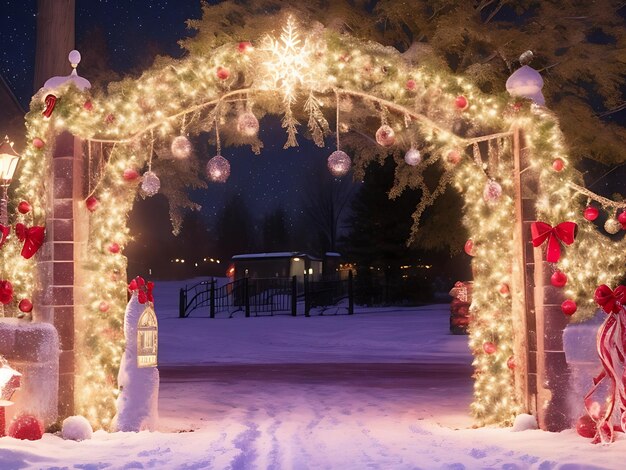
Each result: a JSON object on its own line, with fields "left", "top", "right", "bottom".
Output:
{"left": 42, "top": 50, "right": 91, "bottom": 92}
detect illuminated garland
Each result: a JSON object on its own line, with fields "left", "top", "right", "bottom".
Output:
{"left": 7, "top": 15, "right": 625, "bottom": 428}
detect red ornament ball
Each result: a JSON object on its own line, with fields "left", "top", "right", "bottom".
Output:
{"left": 583, "top": 206, "right": 599, "bottom": 221}
{"left": 99, "top": 301, "right": 110, "bottom": 313}
{"left": 83, "top": 100, "right": 93, "bottom": 111}
{"left": 499, "top": 283, "right": 510, "bottom": 296}
{"left": 552, "top": 158, "right": 565, "bottom": 172}
{"left": 18, "top": 298, "right": 33, "bottom": 313}
{"left": 464, "top": 239, "right": 475, "bottom": 256}
{"left": 576, "top": 415, "right": 597, "bottom": 439}
{"left": 8, "top": 414, "right": 44, "bottom": 441}
{"left": 0, "top": 280, "right": 13, "bottom": 305}
{"left": 446, "top": 149, "right": 462, "bottom": 165}
{"left": 85, "top": 196, "right": 99, "bottom": 212}
{"left": 105, "top": 114, "right": 115, "bottom": 125}
{"left": 123, "top": 168, "right": 140, "bottom": 181}
{"left": 618, "top": 211, "right": 626, "bottom": 226}
{"left": 108, "top": 243, "right": 120, "bottom": 254}
{"left": 32, "top": 138, "right": 45, "bottom": 149}
{"left": 454, "top": 95, "right": 468, "bottom": 110}
{"left": 406, "top": 79, "right": 417, "bottom": 91}
{"left": 550, "top": 271, "right": 568, "bottom": 288}
{"left": 483, "top": 342, "right": 497, "bottom": 354}
{"left": 18, "top": 201, "right": 32, "bottom": 214}
{"left": 507, "top": 356, "right": 516, "bottom": 370}
{"left": 216, "top": 66, "right": 230, "bottom": 80}
{"left": 237, "top": 41, "right": 253, "bottom": 53}
{"left": 561, "top": 299, "right": 577, "bottom": 316}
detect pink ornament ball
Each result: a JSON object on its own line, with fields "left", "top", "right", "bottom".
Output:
{"left": 32, "top": 138, "right": 45, "bottom": 149}
{"left": 83, "top": 100, "right": 93, "bottom": 111}
{"left": 561, "top": 299, "right": 577, "bottom": 316}
{"left": 507, "top": 356, "right": 516, "bottom": 370}
{"left": 217, "top": 66, "right": 230, "bottom": 80}
{"left": 327, "top": 150, "right": 351, "bottom": 177}
{"left": 8, "top": 414, "right": 44, "bottom": 440}
{"left": 583, "top": 206, "right": 599, "bottom": 221}
{"left": 483, "top": 341, "right": 497, "bottom": 354}
{"left": 455, "top": 95, "right": 468, "bottom": 110}
{"left": 550, "top": 271, "right": 567, "bottom": 288}
{"left": 236, "top": 112, "right": 260, "bottom": 137}
{"left": 464, "top": 239, "right": 475, "bottom": 256}
{"left": 18, "top": 201, "right": 31, "bottom": 214}
{"left": 99, "top": 301, "right": 110, "bottom": 313}
{"left": 482, "top": 180, "right": 502, "bottom": 204}
{"left": 552, "top": 158, "right": 565, "bottom": 172}
{"left": 406, "top": 79, "right": 417, "bottom": 91}
{"left": 18, "top": 298, "right": 33, "bottom": 313}
{"left": 170, "top": 136, "right": 192, "bottom": 159}
{"left": 85, "top": 196, "right": 99, "bottom": 212}
{"left": 446, "top": 149, "right": 462, "bottom": 165}
{"left": 207, "top": 155, "right": 231, "bottom": 183}
{"left": 108, "top": 243, "right": 120, "bottom": 254}
{"left": 404, "top": 148, "right": 422, "bottom": 166}
{"left": 375, "top": 125, "right": 395, "bottom": 147}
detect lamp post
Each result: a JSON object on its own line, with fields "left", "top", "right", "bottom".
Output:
{"left": 0, "top": 136, "right": 21, "bottom": 226}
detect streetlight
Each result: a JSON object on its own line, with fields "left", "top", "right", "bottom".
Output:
{"left": 0, "top": 136, "right": 20, "bottom": 226}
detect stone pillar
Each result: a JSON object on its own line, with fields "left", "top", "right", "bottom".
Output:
{"left": 36, "top": 131, "right": 86, "bottom": 419}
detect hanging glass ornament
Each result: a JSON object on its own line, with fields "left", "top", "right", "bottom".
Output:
{"left": 327, "top": 150, "right": 351, "bottom": 177}
{"left": 404, "top": 148, "right": 421, "bottom": 166}
{"left": 237, "top": 112, "right": 260, "bottom": 137}
{"left": 141, "top": 171, "right": 160, "bottom": 197}
{"left": 375, "top": 125, "right": 395, "bottom": 147}
{"left": 170, "top": 135, "right": 192, "bottom": 159}
{"left": 207, "top": 155, "right": 231, "bottom": 183}
{"left": 482, "top": 179, "right": 502, "bottom": 204}
{"left": 604, "top": 217, "right": 621, "bottom": 234}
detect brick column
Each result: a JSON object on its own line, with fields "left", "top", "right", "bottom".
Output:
{"left": 36, "top": 131, "right": 87, "bottom": 419}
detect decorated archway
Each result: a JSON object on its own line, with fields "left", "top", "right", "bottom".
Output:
{"left": 3, "top": 15, "right": 625, "bottom": 431}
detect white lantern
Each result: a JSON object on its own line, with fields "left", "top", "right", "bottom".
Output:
{"left": 137, "top": 305, "right": 158, "bottom": 368}
{"left": 505, "top": 65, "right": 545, "bottom": 105}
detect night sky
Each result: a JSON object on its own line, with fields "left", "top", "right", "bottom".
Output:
{"left": 0, "top": 0, "right": 342, "bottom": 226}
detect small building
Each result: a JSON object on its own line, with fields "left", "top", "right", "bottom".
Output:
{"left": 231, "top": 252, "right": 323, "bottom": 280}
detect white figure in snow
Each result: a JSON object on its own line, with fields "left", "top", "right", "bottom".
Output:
{"left": 114, "top": 277, "right": 159, "bottom": 432}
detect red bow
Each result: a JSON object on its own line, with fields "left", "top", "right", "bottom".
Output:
{"left": 531, "top": 221, "right": 577, "bottom": 263}
{"left": 15, "top": 224, "right": 45, "bottom": 259}
{"left": 42, "top": 94, "right": 57, "bottom": 118}
{"left": 595, "top": 285, "right": 626, "bottom": 314}
{"left": 128, "top": 276, "right": 154, "bottom": 304}
{"left": 0, "top": 224, "right": 9, "bottom": 249}
{"left": 0, "top": 280, "right": 13, "bottom": 305}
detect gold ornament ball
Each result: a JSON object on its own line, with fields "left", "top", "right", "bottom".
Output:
{"left": 171, "top": 135, "right": 192, "bottom": 159}
{"left": 207, "top": 155, "right": 231, "bottom": 183}
{"left": 327, "top": 150, "right": 351, "bottom": 177}
{"left": 604, "top": 218, "right": 621, "bottom": 234}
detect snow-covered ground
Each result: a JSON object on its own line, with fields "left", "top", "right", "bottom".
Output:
{"left": 1, "top": 278, "right": 625, "bottom": 469}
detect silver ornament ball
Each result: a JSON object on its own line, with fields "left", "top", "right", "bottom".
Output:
{"left": 237, "top": 112, "right": 259, "bottom": 137}
{"left": 404, "top": 148, "right": 421, "bottom": 166}
{"left": 604, "top": 218, "right": 621, "bottom": 235}
{"left": 141, "top": 171, "right": 160, "bottom": 197}
{"left": 483, "top": 179, "right": 502, "bottom": 204}
{"left": 171, "top": 135, "right": 192, "bottom": 159}
{"left": 375, "top": 125, "right": 395, "bottom": 147}
{"left": 207, "top": 155, "right": 231, "bottom": 183}
{"left": 327, "top": 150, "right": 351, "bottom": 177}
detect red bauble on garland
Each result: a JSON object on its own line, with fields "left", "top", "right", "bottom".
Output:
{"left": 0, "top": 280, "right": 13, "bottom": 305}
{"left": 216, "top": 66, "right": 230, "bottom": 80}
{"left": 552, "top": 158, "right": 565, "bottom": 172}
{"left": 483, "top": 342, "right": 497, "bottom": 354}
{"left": 446, "top": 150, "right": 462, "bottom": 165}
{"left": 618, "top": 211, "right": 626, "bottom": 227}
{"left": 18, "top": 298, "right": 33, "bottom": 313}
{"left": 550, "top": 271, "right": 568, "bottom": 288}
{"left": 8, "top": 414, "right": 43, "bottom": 440}
{"left": 499, "top": 283, "right": 510, "bottom": 296}
{"left": 406, "top": 79, "right": 417, "bottom": 91}
{"left": 32, "top": 138, "right": 45, "bottom": 149}
{"left": 464, "top": 239, "right": 475, "bottom": 256}
{"left": 0, "top": 224, "right": 9, "bottom": 249}
{"left": 123, "top": 168, "right": 140, "bottom": 182}
{"left": 108, "top": 243, "right": 120, "bottom": 254}
{"left": 86, "top": 196, "right": 99, "bottom": 212}
{"left": 507, "top": 356, "right": 516, "bottom": 370}
{"left": 561, "top": 299, "right": 577, "bottom": 316}
{"left": 237, "top": 41, "right": 253, "bottom": 53}
{"left": 576, "top": 415, "right": 597, "bottom": 439}
{"left": 583, "top": 206, "right": 599, "bottom": 221}
{"left": 99, "top": 301, "right": 110, "bottom": 312}
{"left": 454, "top": 95, "right": 468, "bottom": 110}
{"left": 83, "top": 100, "right": 93, "bottom": 111}
{"left": 18, "top": 201, "right": 32, "bottom": 214}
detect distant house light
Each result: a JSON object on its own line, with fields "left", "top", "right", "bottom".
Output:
{"left": 293, "top": 257, "right": 301, "bottom": 262}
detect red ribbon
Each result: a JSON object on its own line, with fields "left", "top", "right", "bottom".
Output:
{"left": 128, "top": 276, "right": 154, "bottom": 304}
{"left": 530, "top": 221, "right": 577, "bottom": 263}
{"left": 584, "top": 284, "right": 626, "bottom": 444}
{"left": 0, "top": 224, "right": 9, "bottom": 249}
{"left": 15, "top": 224, "right": 45, "bottom": 259}
{"left": 42, "top": 94, "right": 57, "bottom": 118}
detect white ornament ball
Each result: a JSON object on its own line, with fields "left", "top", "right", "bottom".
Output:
{"left": 61, "top": 415, "right": 93, "bottom": 441}
{"left": 207, "top": 155, "right": 231, "bottom": 183}
{"left": 482, "top": 179, "right": 503, "bottom": 204}
{"left": 141, "top": 171, "right": 160, "bottom": 197}
{"left": 236, "top": 112, "right": 260, "bottom": 137}
{"left": 170, "top": 135, "right": 192, "bottom": 159}
{"left": 68, "top": 50, "right": 81, "bottom": 65}
{"left": 604, "top": 218, "right": 621, "bottom": 235}
{"left": 327, "top": 150, "right": 351, "bottom": 177}
{"left": 404, "top": 148, "right": 421, "bottom": 166}
{"left": 375, "top": 125, "right": 395, "bottom": 147}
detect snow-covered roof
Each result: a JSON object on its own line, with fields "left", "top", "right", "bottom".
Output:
{"left": 325, "top": 252, "right": 341, "bottom": 257}
{"left": 232, "top": 252, "right": 321, "bottom": 261}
